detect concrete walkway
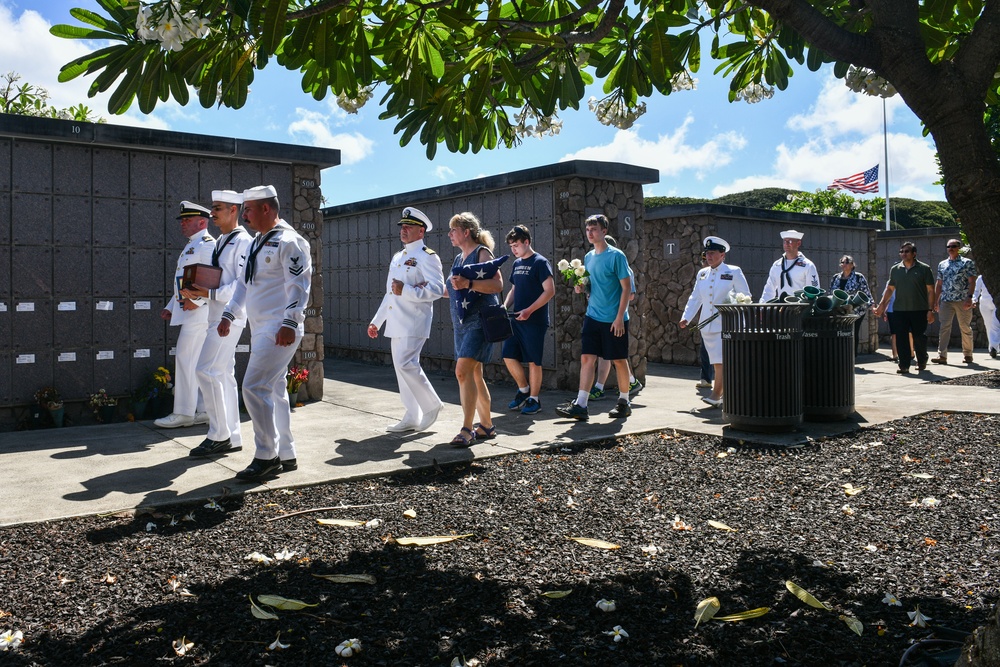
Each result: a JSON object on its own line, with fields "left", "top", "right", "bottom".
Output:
{"left": 2, "top": 349, "right": 996, "bottom": 527}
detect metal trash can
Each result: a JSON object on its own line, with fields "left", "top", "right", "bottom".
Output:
{"left": 802, "top": 314, "right": 858, "bottom": 421}
{"left": 718, "top": 304, "right": 810, "bottom": 432}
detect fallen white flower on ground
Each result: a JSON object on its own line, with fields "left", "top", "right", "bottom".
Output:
{"left": 245, "top": 551, "right": 273, "bottom": 565}
{"left": 603, "top": 625, "right": 629, "bottom": 642}
{"left": 336, "top": 638, "right": 362, "bottom": 657}
{"left": 908, "top": 606, "right": 932, "bottom": 627}
{"left": 171, "top": 636, "right": 193, "bottom": 656}
{"left": 0, "top": 629, "right": 24, "bottom": 651}
{"left": 273, "top": 548, "right": 296, "bottom": 562}
{"left": 883, "top": 593, "right": 902, "bottom": 606}
{"left": 268, "top": 633, "right": 290, "bottom": 650}
{"left": 596, "top": 599, "right": 617, "bottom": 612}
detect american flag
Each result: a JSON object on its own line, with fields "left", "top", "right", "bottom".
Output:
{"left": 827, "top": 165, "right": 879, "bottom": 194}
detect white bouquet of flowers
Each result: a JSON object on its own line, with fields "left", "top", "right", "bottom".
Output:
{"left": 691, "top": 291, "right": 752, "bottom": 330}
{"left": 556, "top": 258, "right": 590, "bottom": 287}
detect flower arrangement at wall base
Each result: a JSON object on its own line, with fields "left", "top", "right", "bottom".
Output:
{"left": 131, "top": 366, "right": 173, "bottom": 420}
{"left": 89, "top": 389, "right": 118, "bottom": 424}
{"left": 34, "top": 387, "right": 65, "bottom": 428}
{"left": 286, "top": 365, "right": 309, "bottom": 407}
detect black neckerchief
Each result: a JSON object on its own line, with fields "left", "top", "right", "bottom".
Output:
{"left": 244, "top": 229, "right": 280, "bottom": 284}
{"left": 212, "top": 231, "right": 237, "bottom": 267}
{"left": 779, "top": 255, "right": 798, "bottom": 291}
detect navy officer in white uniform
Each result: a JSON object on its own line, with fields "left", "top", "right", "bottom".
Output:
{"left": 219, "top": 185, "right": 312, "bottom": 481}
{"left": 760, "top": 229, "right": 820, "bottom": 302}
{"left": 181, "top": 190, "right": 253, "bottom": 457}
{"left": 679, "top": 236, "right": 751, "bottom": 407}
{"left": 155, "top": 201, "right": 214, "bottom": 428}
{"left": 368, "top": 206, "right": 447, "bottom": 433}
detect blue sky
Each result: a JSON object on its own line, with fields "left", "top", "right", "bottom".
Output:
{"left": 4, "top": 0, "right": 946, "bottom": 207}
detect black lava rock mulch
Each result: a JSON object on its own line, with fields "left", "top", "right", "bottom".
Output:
{"left": 2, "top": 407, "right": 999, "bottom": 666}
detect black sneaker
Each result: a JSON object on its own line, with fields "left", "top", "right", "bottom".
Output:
{"left": 281, "top": 458, "right": 298, "bottom": 472}
{"left": 628, "top": 379, "right": 643, "bottom": 397}
{"left": 236, "top": 457, "right": 281, "bottom": 481}
{"left": 555, "top": 401, "right": 589, "bottom": 421}
{"left": 508, "top": 389, "right": 529, "bottom": 410}
{"left": 609, "top": 398, "right": 632, "bottom": 418}
{"left": 189, "top": 438, "right": 238, "bottom": 458}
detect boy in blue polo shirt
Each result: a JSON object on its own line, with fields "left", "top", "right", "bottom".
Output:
{"left": 502, "top": 225, "right": 555, "bottom": 415}
{"left": 556, "top": 214, "right": 634, "bottom": 421}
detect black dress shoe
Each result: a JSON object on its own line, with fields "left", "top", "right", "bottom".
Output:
{"left": 189, "top": 438, "right": 238, "bottom": 457}
{"left": 236, "top": 457, "right": 281, "bottom": 480}
{"left": 281, "top": 458, "right": 298, "bottom": 472}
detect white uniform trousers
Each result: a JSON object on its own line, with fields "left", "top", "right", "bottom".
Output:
{"left": 980, "top": 298, "right": 1000, "bottom": 351}
{"left": 243, "top": 330, "right": 301, "bottom": 461}
{"left": 391, "top": 336, "right": 442, "bottom": 423}
{"left": 173, "top": 321, "right": 209, "bottom": 417}
{"left": 196, "top": 324, "right": 244, "bottom": 447}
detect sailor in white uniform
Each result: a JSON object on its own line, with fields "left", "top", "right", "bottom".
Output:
{"left": 154, "top": 201, "right": 215, "bottom": 429}
{"left": 759, "top": 229, "right": 820, "bottom": 302}
{"left": 368, "top": 206, "right": 447, "bottom": 432}
{"left": 219, "top": 185, "right": 312, "bottom": 481}
{"left": 680, "top": 236, "right": 751, "bottom": 407}
{"left": 973, "top": 274, "right": 1000, "bottom": 358}
{"left": 182, "top": 190, "right": 253, "bottom": 457}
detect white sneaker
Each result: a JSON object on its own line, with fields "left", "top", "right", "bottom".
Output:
{"left": 416, "top": 404, "right": 443, "bottom": 432}
{"left": 192, "top": 412, "right": 209, "bottom": 425}
{"left": 154, "top": 413, "right": 195, "bottom": 428}
{"left": 386, "top": 421, "right": 417, "bottom": 433}
{"left": 696, "top": 379, "right": 713, "bottom": 388}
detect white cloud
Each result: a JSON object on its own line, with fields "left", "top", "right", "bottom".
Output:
{"left": 287, "top": 108, "right": 375, "bottom": 165}
{"left": 433, "top": 165, "right": 455, "bottom": 181}
{"left": 0, "top": 2, "right": 173, "bottom": 129}
{"left": 712, "top": 73, "right": 943, "bottom": 200}
{"left": 560, "top": 115, "right": 747, "bottom": 177}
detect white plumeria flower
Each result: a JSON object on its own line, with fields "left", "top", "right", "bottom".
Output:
{"left": 365, "top": 518, "right": 381, "bottom": 528}
{"left": 205, "top": 499, "right": 223, "bottom": 512}
{"left": 182, "top": 512, "right": 196, "bottom": 522}
{"left": 908, "top": 606, "right": 931, "bottom": 627}
{"left": 146, "top": 522, "right": 157, "bottom": 532}
{"left": 603, "top": 625, "right": 629, "bottom": 642}
{"left": 0, "top": 629, "right": 24, "bottom": 651}
{"left": 920, "top": 497, "right": 940, "bottom": 507}
{"left": 335, "top": 638, "right": 362, "bottom": 657}
{"left": 169, "top": 516, "right": 179, "bottom": 526}
{"left": 171, "top": 636, "right": 194, "bottom": 656}
{"left": 596, "top": 598, "right": 617, "bottom": 612}
{"left": 841, "top": 504, "right": 855, "bottom": 516}
{"left": 274, "top": 547, "right": 297, "bottom": 562}
{"left": 640, "top": 544, "right": 659, "bottom": 555}
{"left": 268, "top": 633, "right": 290, "bottom": 650}
{"left": 566, "top": 495, "right": 576, "bottom": 507}
{"left": 863, "top": 544, "right": 878, "bottom": 552}
{"left": 157, "top": 17, "right": 185, "bottom": 51}
{"left": 244, "top": 551, "right": 273, "bottom": 565}
{"left": 883, "top": 593, "right": 902, "bottom": 606}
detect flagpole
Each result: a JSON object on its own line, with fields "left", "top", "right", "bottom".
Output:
{"left": 883, "top": 97, "right": 890, "bottom": 232}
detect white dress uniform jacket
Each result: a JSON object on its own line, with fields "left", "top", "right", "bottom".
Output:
{"left": 973, "top": 275, "right": 1000, "bottom": 353}
{"left": 205, "top": 227, "right": 253, "bottom": 327}
{"left": 371, "top": 239, "right": 447, "bottom": 338}
{"left": 760, "top": 252, "right": 820, "bottom": 302}
{"left": 682, "top": 262, "right": 752, "bottom": 334}
{"left": 223, "top": 220, "right": 312, "bottom": 335}
{"left": 165, "top": 231, "right": 216, "bottom": 325}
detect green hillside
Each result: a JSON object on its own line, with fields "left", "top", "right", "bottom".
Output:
{"left": 645, "top": 190, "right": 956, "bottom": 229}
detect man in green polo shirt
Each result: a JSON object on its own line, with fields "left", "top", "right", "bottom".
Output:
{"left": 874, "top": 241, "right": 936, "bottom": 374}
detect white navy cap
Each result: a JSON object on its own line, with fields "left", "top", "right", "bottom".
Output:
{"left": 243, "top": 185, "right": 278, "bottom": 202}
{"left": 212, "top": 190, "right": 243, "bottom": 204}
{"left": 780, "top": 229, "right": 804, "bottom": 240}
{"left": 177, "top": 200, "right": 210, "bottom": 219}
{"left": 399, "top": 206, "right": 433, "bottom": 232}
{"left": 703, "top": 236, "right": 730, "bottom": 253}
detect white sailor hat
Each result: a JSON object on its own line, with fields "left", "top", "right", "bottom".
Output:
{"left": 703, "top": 236, "right": 730, "bottom": 253}
{"left": 780, "top": 229, "right": 804, "bottom": 240}
{"left": 177, "top": 200, "right": 211, "bottom": 219}
{"left": 398, "top": 206, "right": 433, "bottom": 232}
{"left": 243, "top": 185, "right": 279, "bottom": 202}
{"left": 212, "top": 189, "right": 243, "bottom": 204}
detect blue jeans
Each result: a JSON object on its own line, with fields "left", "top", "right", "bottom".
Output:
{"left": 700, "top": 341, "right": 714, "bottom": 382}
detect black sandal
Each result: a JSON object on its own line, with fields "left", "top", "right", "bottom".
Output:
{"left": 451, "top": 426, "right": 476, "bottom": 447}
{"left": 474, "top": 423, "right": 497, "bottom": 440}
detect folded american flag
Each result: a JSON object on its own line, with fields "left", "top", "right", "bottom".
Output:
{"left": 452, "top": 255, "right": 508, "bottom": 323}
